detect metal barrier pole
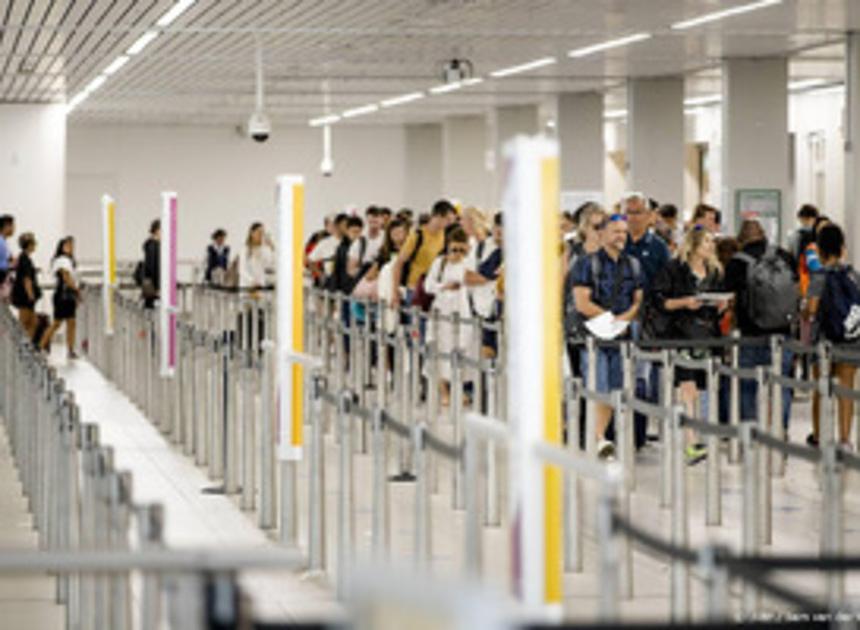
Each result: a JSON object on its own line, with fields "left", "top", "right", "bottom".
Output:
{"left": 371, "top": 407, "right": 390, "bottom": 561}
{"left": 660, "top": 350, "right": 673, "bottom": 508}
{"left": 414, "top": 424, "right": 433, "bottom": 570}
{"left": 729, "top": 332, "right": 741, "bottom": 464}
{"left": 79, "top": 424, "right": 99, "bottom": 630}
{"left": 564, "top": 378, "right": 583, "bottom": 573}
{"left": 224, "top": 329, "right": 240, "bottom": 495}
{"left": 613, "top": 391, "right": 632, "bottom": 600}
{"left": 240, "top": 345, "right": 256, "bottom": 511}
{"left": 585, "top": 337, "right": 597, "bottom": 458}
{"left": 336, "top": 391, "right": 354, "bottom": 600}
{"left": 483, "top": 360, "right": 500, "bottom": 526}
{"left": 110, "top": 471, "right": 133, "bottom": 630}
{"left": 819, "top": 343, "right": 835, "bottom": 448}
{"left": 427, "top": 337, "right": 441, "bottom": 495}
{"left": 700, "top": 546, "right": 730, "bottom": 623}
{"left": 597, "top": 475, "right": 621, "bottom": 623}
{"left": 194, "top": 331, "right": 208, "bottom": 467}
{"left": 669, "top": 405, "right": 689, "bottom": 622}
{"left": 621, "top": 343, "right": 636, "bottom": 490}
{"left": 308, "top": 376, "right": 327, "bottom": 572}
{"left": 137, "top": 503, "right": 164, "bottom": 630}
{"left": 452, "top": 348, "right": 465, "bottom": 510}
{"left": 209, "top": 335, "right": 225, "bottom": 480}
{"left": 463, "top": 425, "right": 481, "bottom": 578}
{"left": 740, "top": 422, "right": 759, "bottom": 617}
{"left": 756, "top": 366, "right": 772, "bottom": 547}
{"left": 771, "top": 336, "right": 786, "bottom": 477}
{"left": 259, "top": 341, "right": 276, "bottom": 529}
{"left": 822, "top": 443, "right": 845, "bottom": 609}
{"left": 705, "top": 358, "right": 722, "bottom": 526}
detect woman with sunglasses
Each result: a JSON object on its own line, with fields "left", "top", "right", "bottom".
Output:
{"left": 424, "top": 227, "right": 472, "bottom": 407}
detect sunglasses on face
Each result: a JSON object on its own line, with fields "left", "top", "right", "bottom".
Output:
{"left": 449, "top": 246, "right": 468, "bottom": 255}
{"left": 591, "top": 220, "right": 607, "bottom": 230}
{"left": 608, "top": 213, "right": 627, "bottom": 223}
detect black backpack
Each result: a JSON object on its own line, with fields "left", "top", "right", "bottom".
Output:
{"left": 133, "top": 260, "right": 144, "bottom": 287}
{"left": 325, "top": 238, "right": 355, "bottom": 294}
{"left": 819, "top": 266, "right": 860, "bottom": 343}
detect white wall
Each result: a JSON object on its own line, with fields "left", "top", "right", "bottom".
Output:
{"left": 66, "top": 123, "right": 407, "bottom": 263}
{"left": 0, "top": 105, "right": 66, "bottom": 268}
{"left": 790, "top": 87, "right": 845, "bottom": 228}
{"left": 442, "top": 116, "right": 491, "bottom": 210}
{"left": 404, "top": 124, "right": 443, "bottom": 213}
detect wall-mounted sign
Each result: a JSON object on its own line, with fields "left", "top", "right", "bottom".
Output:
{"left": 735, "top": 189, "right": 782, "bottom": 244}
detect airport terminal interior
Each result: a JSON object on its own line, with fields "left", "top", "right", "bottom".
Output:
{"left": 5, "top": 0, "right": 860, "bottom": 628}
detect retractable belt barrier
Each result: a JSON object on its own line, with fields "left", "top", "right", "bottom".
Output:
{"left": 0, "top": 303, "right": 315, "bottom": 630}
{"left": 74, "top": 283, "right": 860, "bottom": 625}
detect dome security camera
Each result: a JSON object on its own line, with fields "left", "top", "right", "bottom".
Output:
{"left": 247, "top": 111, "right": 271, "bottom": 143}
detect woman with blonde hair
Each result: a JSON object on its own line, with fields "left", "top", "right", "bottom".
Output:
{"left": 652, "top": 226, "right": 727, "bottom": 464}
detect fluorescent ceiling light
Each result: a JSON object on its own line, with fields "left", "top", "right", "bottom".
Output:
{"left": 127, "top": 30, "right": 159, "bottom": 55}
{"left": 84, "top": 75, "right": 107, "bottom": 94}
{"left": 309, "top": 114, "right": 341, "bottom": 127}
{"left": 342, "top": 104, "right": 379, "bottom": 119}
{"left": 103, "top": 55, "right": 130, "bottom": 76}
{"left": 430, "top": 82, "right": 463, "bottom": 94}
{"left": 604, "top": 109, "right": 628, "bottom": 120}
{"left": 568, "top": 33, "right": 651, "bottom": 59}
{"left": 489, "top": 57, "right": 556, "bottom": 78}
{"left": 462, "top": 77, "right": 484, "bottom": 87}
{"left": 65, "top": 91, "right": 89, "bottom": 114}
{"left": 671, "top": 0, "right": 782, "bottom": 30}
{"left": 157, "top": 0, "right": 197, "bottom": 28}
{"left": 380, "top": 92, "right": 425, "bottom": 107}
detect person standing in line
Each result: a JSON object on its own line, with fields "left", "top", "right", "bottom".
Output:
{"left": 690, "top": 203, "right": 721, "bottom": 235}
{"left": 652, "top": 227, "right": 726, "bottom": 464}
{"left": 40, "top": 237, "right": 80, "bottom": 358}
{"left": 11, "top": 232, "right": 41, "bottom": 340}
{"left": 788, "top": 204, "right": 819, "bottom": 263}
{"left": 390, "top": 200, "right": 454, "bottom": 311}
{"left": 424, "top": 227, "right": 473, "bottom": 407}
{"left": 347, "top": 206, "right": 384, "bottom": 282}
{"left": 723, "top": 219, "right": 797, "bottom": 436}
{"left": 804, "top": 224, "right": 858, "bottom": 449}
{"left": 239, "top": 222, "right": 275, "bottom": 297}
{"left": 141, "top": 220, "right": 161, "bottom": 309}
{"left": 308, "top": 213, "right": 348, "bottom": 284}
{"left": 572, "top": 214, "right": 644, "bottom": 459}
{"left": 205, "top": 229, "right": 230, "bottom": 284}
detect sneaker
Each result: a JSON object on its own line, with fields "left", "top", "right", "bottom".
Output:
{"left": 839, "top": 441, "right": 854, "bottom": 453}
{"left": 597, "top": 439, "right": 616, "bottom": 460}
{"left": 685, "top": 444, "right": 707, "bottom": 466}
{"left": 806, "top": 433, "right": 819, "bottom": 448}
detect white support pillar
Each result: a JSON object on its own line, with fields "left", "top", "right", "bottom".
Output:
{"left": 846, "top": 33, "right": 860, "bottom": 264}
{"left": 722, "top": 58, "right": 790, "bottom": 240}
{"left": 557, "top": 92, "right": 605, "bottom": 203}
{"left": 404, "top": 123, "right": 443, "bottom": 212}
{"left": 443, "top": 115, "right": 491, "bottom": 209}
{"left": 494, "top": 105, "right": 540, "bottom": 206}
{"left": 627, "top": 78, "right": 685, "bottom": 206}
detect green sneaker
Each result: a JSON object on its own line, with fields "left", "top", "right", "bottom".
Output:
{"left": 685, "top": 444, "right": 707, "bottom": 466}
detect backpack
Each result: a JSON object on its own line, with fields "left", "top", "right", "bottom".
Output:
{"left": 325, "top": 238, "right": 355, "bottom": 294}
{"left": 411, "top": 258, "right": 447, "bottom": 312}
{"left": 819, "top": 266, "right": 860, "bottom": 343}
{"left": 735, "top": 248, "right": 798, "bottom": 331}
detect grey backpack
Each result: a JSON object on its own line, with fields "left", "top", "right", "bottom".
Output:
{"left": 736, "top": 247, "right": 798, "bottom": 331}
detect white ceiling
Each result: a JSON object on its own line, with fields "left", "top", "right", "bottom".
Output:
{"left": 0, "top": 0, "right": 856, "bottom": 126}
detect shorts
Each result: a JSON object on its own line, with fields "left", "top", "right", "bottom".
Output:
{"left": 580, "top": 346, "right": 623, "bottom": 393}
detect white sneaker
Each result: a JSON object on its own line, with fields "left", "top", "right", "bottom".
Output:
{"left": 598, "top": 439, "right": 616, "bottom": 460}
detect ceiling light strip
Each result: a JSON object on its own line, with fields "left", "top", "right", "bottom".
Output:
{"left": 671, "top": 0, "right": 782, "bottom": 30}
{"left": 489, "top": 56, "right": 557, "bottom": 78}
{"left": 309, "top": 114, "right": 341, "bottom": 127}
{"left": 157, "top": 0, "right": 197, "bottom": 27}
{"left": 127, "top": 30, "right": 160, "bottom": 56}
{"left": 380, "top": 91, "right": 425, "bottom": 107}
{"left": 342, "top": 104, "right": 379, "bottom": 119}
{"left": 568, "top": 32, "right": 652, "bottom": 58}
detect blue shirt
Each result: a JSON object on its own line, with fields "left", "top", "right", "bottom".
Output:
{"left": 0, "top": 236, "right": 8, "bottom": 271}
{"left": 572, "top": 249, "right": 643, "bottom": 316}
{"left": 625, "top": 231, "right": 670, "bottom": 290}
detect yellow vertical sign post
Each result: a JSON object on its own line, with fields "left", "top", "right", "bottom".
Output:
{"left": 101, "top": 195, "right": 117, "bottom": 335}
{"left": 503, "top": 136, "right": 562, "bottom": 613}
{"left": 276, "top": 175, "right": 305, "bottom": 545}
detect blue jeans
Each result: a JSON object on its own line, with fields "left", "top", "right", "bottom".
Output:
{"left": 580, "top": 347, "right": 623, "bottom": 393}
{"left": 739, "top": 345, "right": 793, "bottom": 428}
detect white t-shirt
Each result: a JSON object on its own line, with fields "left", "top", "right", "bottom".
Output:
{"left": 308, "top": 236, "right": 338, "bottom": 263}
{"left": 348, "top": 232, "right": 384, "bottom": 266}
{"left": 468, "top": 237, "right": 498, "bottom": 318}
{"left": 239, "top": 245, "right": 275, "bottom": 288}
{"left": 52, "top": 255, "right": 77, "bottom": 284}
{"left": 424, "top": 256, "right": 470, "bottom": 318}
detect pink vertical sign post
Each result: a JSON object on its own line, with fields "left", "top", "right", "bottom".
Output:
{"left": 160, "top": 191, "right": 178, "bottom": 377}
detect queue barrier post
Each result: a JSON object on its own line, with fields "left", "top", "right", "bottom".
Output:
{"left": 585, "top": 337, "right": 597, "bottom": 459}
{"left": 371, "top": 407, "right": 390, "bottom": 562}
{"left": 336, "top": 390, "right": 355, "bottom": 600}
{"left": 704, "top": 358, "right": 722, "bottom": 526}
{"left": 771, "top": 336, "right": 786, "bottom": 478}
{"left": 740, "top": 421, "right": 760, "bottom": 617}
{"left": 669, "top": 405, "right": 689, "bottom": 622}
{"left": 822, "top": 443, "right": 845, "bottom": 610}
{"left": 729, "top": 331, "right": 741, "bottom": 464}
{"left": 756, "top": 366, "right": 772, "bottom": 547}
{"left": 612, "top": 391, "right": 633, "bottom": 601}
{"left": 659, "top": 350, "right": 673, "bottom": 508}
{"left": 564, "top": 378, "right": 583, "bottom": 573}
{"left": 259, "top": 340, "right": 276, "bottom": 529}
{"left": 414, "top": 423, "right": 433, "bottom": 571}
{"left": 308, "top": 375, "right": 328, "bottom": 573}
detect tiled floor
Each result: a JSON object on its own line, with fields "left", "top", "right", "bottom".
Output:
{"left": 0, "top": 423, "right": 65, "bottom": 630}
{"left": 3, "top": 347, "right": 854, "bottom": 625}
